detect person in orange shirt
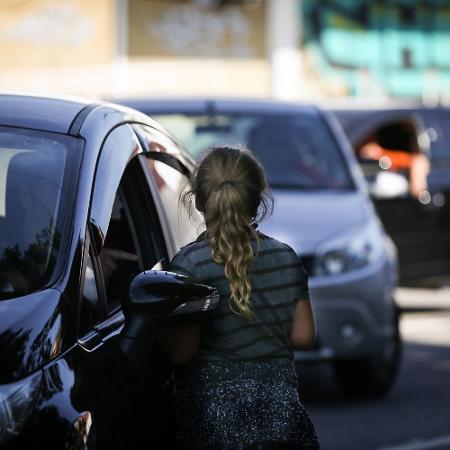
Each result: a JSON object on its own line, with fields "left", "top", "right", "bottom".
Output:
{"left": 358, "top": 140, "right": 430, "bottom": 198}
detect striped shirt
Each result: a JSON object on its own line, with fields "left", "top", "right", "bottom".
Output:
{"left": 169, "top": 231, "right": 310, "bottom": 362}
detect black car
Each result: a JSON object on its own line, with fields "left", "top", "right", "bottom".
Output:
{"left": 0, "top": 93, "right": 218, "bottom": 449}
{"left": 330, "top": 105, "right": 450, "bottom": 287}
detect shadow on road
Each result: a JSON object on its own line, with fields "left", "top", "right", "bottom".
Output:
{"left": 297, "top": 334, "right": 450, "bottom": 450}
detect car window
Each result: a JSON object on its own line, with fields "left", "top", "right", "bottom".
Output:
{"left": 90, "top": 125, "right": 141, "bottom": 244}
{"left": 152, "top": 113, "right": 355, "bottom": 191}
{"left": 91, "top": 124, "right": 169, "bottom": 314}
{"left": 133, "top": 125, "right": 202, "bottom": 250}
{"left": 0, "top": 126, "right": 81, "bottom": 299}
{"left": 149, "top": 158, "right": 202, "bottom": 249}
{"left": 100, "top": 186, "right": 139, "bottom": 312}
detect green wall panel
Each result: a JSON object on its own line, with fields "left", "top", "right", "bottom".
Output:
{"left": 302, "top": 0, "right": 450, "bottom": 97}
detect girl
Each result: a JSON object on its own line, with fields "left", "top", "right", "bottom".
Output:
{"left": 160, "top": 147, "right": 319, "bottom": 449}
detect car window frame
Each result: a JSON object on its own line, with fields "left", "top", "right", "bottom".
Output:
{"left": 77, "top": 125, "right": 142, "bottom": 346}
{"left": 131, "top": 123, "right": 198, "bottom": 255}
{"left": 123, "top": 154, "right": 169, "bottom": 270}
{"left": 89, "top": 124, "right": 141, "bottom": 252}
{"left": 87, "top": 122, "right": 174, "bottom": 326}
{"left": 77, "top": 230, "right": 107, "bottom": 339}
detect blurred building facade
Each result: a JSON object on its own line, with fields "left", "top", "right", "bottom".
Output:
{"left": 303, "top": 0, "right": 450, "bottom": 102}
{"left": 0, "top": 0, "right": 449, "bottom": 102}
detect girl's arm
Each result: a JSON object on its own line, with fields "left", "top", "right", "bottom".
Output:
{"left": 291, "top": 299, "right": 317, "bottom": 350}
{"left": 158, "top": 324, "right": 200, "bottom": 365}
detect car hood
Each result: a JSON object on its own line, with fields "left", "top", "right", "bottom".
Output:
{"left": 259, "top": 190, "right": 369, "bottom": 255}
{"left": 0, "top": 288, "right": 63, "bottom": 383}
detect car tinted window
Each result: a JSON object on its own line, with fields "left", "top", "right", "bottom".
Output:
{"left": 101, "top": 188, "right": 139, "bottom": 313}
{"left": 153, "top": 113, "right": 354, "bottom": 191}
{"left": 0, "top": 127, "right": 79, "bottom": 299}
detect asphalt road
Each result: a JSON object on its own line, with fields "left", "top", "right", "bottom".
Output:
{"left": 300, "top": 288, "right": 450, "bottom": 450}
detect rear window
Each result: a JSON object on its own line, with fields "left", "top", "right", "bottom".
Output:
{"left": 153, "top": 113, "right": 355, "bottom": 191}
{"left": 0, "top": 127, "right": 80, "bottom": 299}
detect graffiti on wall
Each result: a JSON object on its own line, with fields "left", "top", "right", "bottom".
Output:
{"left": 3, "top": 3, "right": 94, "bottom": 46}
{"left": 128, "top": 1, "right": 265, "bottom": 58}
{"left": 147, "top": 6, "right": 252, "bottom": 57}
{"left": 302, "top": 0, "right": 450, "bottom": 97}
{"left": 0, "top": 1, "right": 112, "bottom": 69}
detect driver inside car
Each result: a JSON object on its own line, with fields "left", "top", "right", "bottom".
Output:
{"left": 358, "top": 130, "right": 430, "bottom": 198}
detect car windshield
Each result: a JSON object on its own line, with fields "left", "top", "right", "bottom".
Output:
{"left": 153, "top": 113, "right": 354, "bottom": 190}
{"left": 0, "top": 127, "right": 80, "bottom": 299}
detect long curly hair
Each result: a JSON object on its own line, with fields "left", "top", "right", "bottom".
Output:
{"left": 182, "top": 147, "right": 273, "bottom": 321}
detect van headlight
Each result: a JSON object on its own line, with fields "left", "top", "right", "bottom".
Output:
{"left": 314, "top": 222, "right": 384, "bottom": 276}
{"left": 0, "top": 371, "right": 42, "bottom": 445}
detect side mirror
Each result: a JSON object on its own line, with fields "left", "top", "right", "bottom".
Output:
{"left": 368, "top": 171, "right": 409, "bottom": 199}
{"left": 118, "top": 270, "right": 219, "bottom": 367}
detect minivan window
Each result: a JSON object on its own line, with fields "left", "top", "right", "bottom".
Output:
{"left": 0, "top": 127, "right": 80, "bottom": 299}
{"left": 153, "top": 113, "right": 354, "bottom": 191}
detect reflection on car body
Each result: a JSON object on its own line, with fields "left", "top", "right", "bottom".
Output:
{"left": 0, "top": 93, "right": 217, "bottom": 449}
{"left": 114, "top": 97, "right": 401, "bottom": 398}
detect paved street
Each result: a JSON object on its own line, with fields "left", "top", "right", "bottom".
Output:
{"left": 300, "top": 288, "right": 450, "bottom": 450}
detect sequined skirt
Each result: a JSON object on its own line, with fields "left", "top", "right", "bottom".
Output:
{"left": 172, "top": 359, "right": 320, "bottom": 450}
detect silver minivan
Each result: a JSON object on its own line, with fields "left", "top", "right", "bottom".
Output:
{"left": 115, "top": 97, "right": 401, "bottom": 398}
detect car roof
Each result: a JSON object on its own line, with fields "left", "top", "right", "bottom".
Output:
{"left": 328, "top": 102, "right": 450, "bottom": 134}
{"left": 0, "top": 92, "right": 93, "bottom": 134}
{"left": 326, "top": 99, "right": 450, "bottom": 115}
{"left": 323, "top": 97, "right": 425, "bottom": 110}
{"left": 112, "top": 97, "right": 321, "bottom": 118}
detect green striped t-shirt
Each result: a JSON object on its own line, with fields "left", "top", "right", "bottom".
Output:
{"left": 169, "top": 231, "right": 310, "bottom": 362}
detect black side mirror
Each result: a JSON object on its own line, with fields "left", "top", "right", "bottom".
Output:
{"left": 118, "top": 270, "right": 219, "bottom": 367}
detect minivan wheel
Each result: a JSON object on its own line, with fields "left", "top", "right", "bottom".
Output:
{"left": 334, "top": 307, "right": 401, "bottom": 398}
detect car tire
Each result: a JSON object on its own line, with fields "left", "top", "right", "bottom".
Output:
{"left": 334, "top": 306, "right": 402, "bottom": 398}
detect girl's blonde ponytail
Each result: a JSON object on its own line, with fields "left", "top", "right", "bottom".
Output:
{"left": 182, "top": 147, "right": 273, "bottom": 321}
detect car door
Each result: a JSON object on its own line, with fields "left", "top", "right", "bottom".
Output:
{"left": 75, "top": 123, "right": 173, "bottom": 449}
{"left": 333, "top": 108, "right": 450, "bottom": 286}
{"left": 417, "top": 108, "right": 450, "bottom": 283}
